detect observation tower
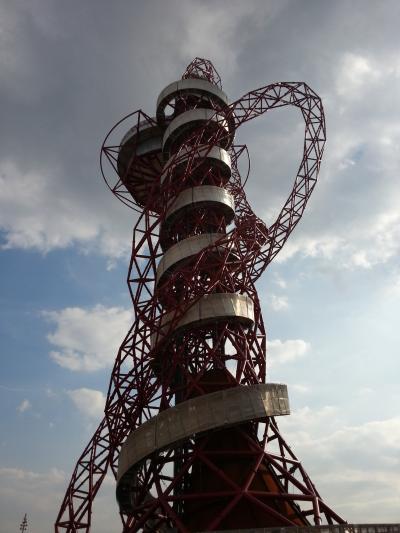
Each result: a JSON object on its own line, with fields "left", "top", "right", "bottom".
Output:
{"left": 56, "top": 58, "right": 345, "bottom": 532}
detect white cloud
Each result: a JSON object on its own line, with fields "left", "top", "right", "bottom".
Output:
{"left": 269, "top": 294, "right": 289, "bottom": 311}
{"left": 44, "top": 305, "right": 133, "bottom": 372}
{"left": 273, "top": 274, "right": 287, "bottom": 289}
{"left": 16, "top": 399, "right": 31, "bottom": 413}
{"left": 290, "top": 384, "right": 310, "bottom": 394}
{"left": 269, "top": 48, "right": 400, "bottom": 275}
{"left": 67, "top": 388, "right": 106, "bottom": 420}
{"left": 392, "top": 275, "right": 400, "bottom": 296}
{"left": 279, "top": 409, "right": 400, "bottom": 522}
{"left": 0, "top": 466, "right": 65, "bottom": 484}
{"left": 267, "top": 338, "right": 310, "bottom": 366}
{"left": 0, "top": 466, "right": 66, "bottom": 520}
{"left": 357, "top": 387, "right": 374, "bottom": 397}
{"left": 0, "top": 160, "right": 132, "bottom": 259}
{"left": 336, "top": 53, "right": 381, "bottom": 100}
{"left": 278, "top": 207, "right": 400, "bottom": 271}
{"left": 0, "top": 464, "right": 118, "bottom": 533}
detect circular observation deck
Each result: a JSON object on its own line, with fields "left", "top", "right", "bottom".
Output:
{"left": 156, "top": 232, "right": 238, "bottom": 289}
{"left": 156, "top": 78, "right": 230, "bottom": 124}
{"left": 117, "top": 383, "right": 290, "bottom": 513}
{"left": 160, "top": 145, "right": 231, "bottom": 186}
{"left": 162, "top": 108, "right": 234, "bottom": 155}
{"left": 117, "top": 118, "right": 163, "bottom": 210}
{"left": 152, "top": 293, "right": 254, "bottom": 348}
{"left": 164, "top": 185, "right": 235, "bottom": 228}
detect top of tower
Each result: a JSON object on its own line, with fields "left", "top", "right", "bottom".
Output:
{"left": 182, "top": 57, "right": 222, "bottom": 89}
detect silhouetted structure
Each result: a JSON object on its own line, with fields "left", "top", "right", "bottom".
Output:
{"left": 19, "top": 514, "right": 28, "bottom": 532}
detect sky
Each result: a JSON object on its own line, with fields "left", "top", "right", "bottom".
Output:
{"left": 0, "top": 0, "right": 400, "bottom": 531}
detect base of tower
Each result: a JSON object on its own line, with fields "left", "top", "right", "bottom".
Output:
{"left": 199, "top": 524, "right": 400, "bottom": 533}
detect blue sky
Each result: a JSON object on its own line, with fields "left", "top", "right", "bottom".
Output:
{"left": 1, "top": 1, "right": 400, "bottom": 531}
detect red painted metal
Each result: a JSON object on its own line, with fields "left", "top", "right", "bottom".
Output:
{"left": 55, "top": 58, "right": 345, "bottom": 532}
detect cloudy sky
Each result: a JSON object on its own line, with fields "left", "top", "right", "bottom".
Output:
{"left": 1, "top": 0, "right": 399, "bottom": 531}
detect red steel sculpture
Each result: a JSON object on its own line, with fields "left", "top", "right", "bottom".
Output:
{"left": 55, "top": 58, "right": 345, "bottom": 532}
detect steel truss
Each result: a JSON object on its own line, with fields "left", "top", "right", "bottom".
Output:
{"left": 55, "top": 58, "right": 344, "bottom": 532}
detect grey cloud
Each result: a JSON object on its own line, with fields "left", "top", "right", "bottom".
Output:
{"left": 1, "top": 0, "right": 400, "bottom": 269}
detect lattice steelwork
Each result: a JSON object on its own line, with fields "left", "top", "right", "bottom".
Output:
{"left": 55, "top": 58, "right": 345, "bottom": 532}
